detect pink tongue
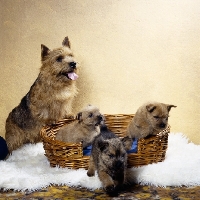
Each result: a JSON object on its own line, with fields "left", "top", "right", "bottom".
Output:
{"left": 68, "top": 72, "right": 78, "bottom": 80}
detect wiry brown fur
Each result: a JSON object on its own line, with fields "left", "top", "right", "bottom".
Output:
{"left": 56, "top": 105, "right": 104, "bottom": 148}
{"left": 5, "top": 37, "right": 79, "bottom": 154}
{"left": 87, "top": 124, "right": 132, "bottom": 194}
{"left": 127, "top": 102, "right": 176, "bottom": 142}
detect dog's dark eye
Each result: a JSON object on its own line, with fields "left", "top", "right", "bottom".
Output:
{"left": 56, "top": 56, "right": 63, "bottom": 62}
{"left": 109, "top": 154, "right": 115, "bottom": 159}
{"left": 88, "top": 113, "right": 93, "bottom": 118}
{"left": 121, "top": 153, "right": 126, "bottom": 158}
{"left": 153, "top": 116, "right": 159, "bottom": 119}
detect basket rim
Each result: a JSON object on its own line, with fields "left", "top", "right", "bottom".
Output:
{"left": 40, "top": 115, "right": 170, "bottom": 148}
{"left": 40, "top": 114, "right": 135, "bottom": 147}
{"left": 104, "top": 114, "right": 135, "bottom": 117}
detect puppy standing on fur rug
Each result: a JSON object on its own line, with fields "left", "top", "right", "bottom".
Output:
{"left": 5, "top": 36, "right": 79, "bottom": 154}
{"left": 56, "top": 105, "right": 104, "bottom": 148}
{"left": 126, "top": 102, "right": 176, "bottom": 142}
{"left": 87, "top": 124, "right": 132, "bottom": 194}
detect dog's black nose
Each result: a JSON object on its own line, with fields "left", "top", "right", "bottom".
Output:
{"left": 159, "top": 123, "right": 166, "bottom": 128}
{"left": 115, "top": 161, "right": 124, "bottom": 168}
{"left": 98, "top": 115, "right": 103, "bottom": 121}
{"left": 69, "top": 62, "right": 76, "bottom": 69}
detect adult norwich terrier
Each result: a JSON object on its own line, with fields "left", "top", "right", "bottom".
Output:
{"left": 5, "top": 36, "right": 79, "bottom": 154}
{"left": 56, "top": 105, "right": 104, "bottom": 148}
{"left": 127, "top": 102, "right": 176, "bottom": 141}
{"left": 87, "top": 124, "right": 132, "bottom": 193}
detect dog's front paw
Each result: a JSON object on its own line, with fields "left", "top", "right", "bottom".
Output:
{"left": 45, "top": 118, "right": 57, "bottom": 125}
{"left": 65, "top": 114, "right": 75, "bottom": 119}
{"left": 87, "top": 170, "right": 95, "bottom": 177}
{"left": 104, "top": 184, "right": 115, "bottom": 193}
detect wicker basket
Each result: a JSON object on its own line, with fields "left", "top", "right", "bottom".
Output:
{"left": 40, "top": 114, "right": 169, "bottom": 169}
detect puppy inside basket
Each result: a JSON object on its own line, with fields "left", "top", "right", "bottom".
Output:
{"left": 55, "top": 105, "right": 104, "bottom": 148}
{"left": 126, "top": 102, "right": 176, "bottom": 141}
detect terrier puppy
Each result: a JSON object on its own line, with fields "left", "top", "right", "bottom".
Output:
{"left": 56, "top": 105, "right": 104, "bottom": 148}
{"left": 5, "top": 36, "right": 79, "bottom": 154}
{"left": 127, "top": 102, "right": 176, "bottom": 140}
{"left": 87, "top": 124, "right": 132, "bottom": 193}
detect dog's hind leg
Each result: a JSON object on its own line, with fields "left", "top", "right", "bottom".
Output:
{"left": 5, "top": 122, "right": 26, "bottom": 154}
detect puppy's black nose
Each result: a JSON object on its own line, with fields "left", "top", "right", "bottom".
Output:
{"left": 69, "top": 62, "right": 76, "bottom": 69}
{"left": 115, "top": 161, "right": 124, "bottom": 168}
{"left": 98, "top": 115, "right": 103, "bottom": 121}
{"left": 159, "top": 123, "right": 166, "bottom": 128}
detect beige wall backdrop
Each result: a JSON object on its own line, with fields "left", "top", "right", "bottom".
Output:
{"left": 1, "top": 0, "right": 200, "bottom": 143}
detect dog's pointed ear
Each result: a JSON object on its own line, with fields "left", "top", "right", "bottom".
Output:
{"left": 146, "top": 104, "right": 156, "bottom": 113}
{"left": 167, "top": 104, "right": 177, "bottom": 112}
{"left": 98, "top": 140, "right": 109, "bottom": 152}
{"left": 41, "top": 44, "right": 50, "bottom": 61}
{"left": 62, "top": 36, "right": 71, "bottom": 48}
{"left": 121, "top": 136, "right": 133, "bottom": 151}
{"left": 76, "top": 112, "right": 82, "bottom": 121}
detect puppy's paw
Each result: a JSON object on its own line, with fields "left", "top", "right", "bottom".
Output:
{"left": 46, "top": 119, "right": 57, "bottom": 126}
{"left": 65, "top": 114, "right": 75, "bottom": 119}
{"left": 104, "top": 184, "right": 115, "bottom": 193}
{"left": 87, "top": 170, "right": 95, "bottom": 177}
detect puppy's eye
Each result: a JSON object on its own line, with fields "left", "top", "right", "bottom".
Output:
{"left": 121, "top": 153, "right": 126, "bottom": 158}
{"left": 56, "top": 56, "right": 63, "bottom": 62}
{"left": 109, "top": 154, "right": 115, "bottom": 159}
{"left": 153, "top": 116, "right": 159, "bottom": 119}
{"left": 88, "top": 113, "right": 93, "bottom": 118}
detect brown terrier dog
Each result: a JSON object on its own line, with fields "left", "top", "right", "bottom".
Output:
{"left": 87, "top": 124, "right": 132, "bottom": 194}
{"left": 56, "top": 105, "right": 104, "bottom": 148}
{"left": 127, "top": 102, "right": 176, "bottom": 141}
{"left": 5, "top": 36, "right": 79, "bottom": 154}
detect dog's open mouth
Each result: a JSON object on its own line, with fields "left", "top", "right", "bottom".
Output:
{"left": 67, "top": 72, "right": 78, "bottom": 80}
{"left": 95, "top": 121, "right": 102, "bottom": 126}
{"left": 62, "top": 72, "right": 78, "bottom": 80}
{"left": 95, "top": 119, "right": 104, "bottom": 126}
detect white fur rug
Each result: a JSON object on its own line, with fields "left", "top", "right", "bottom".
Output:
{"left": 0, "top": 133, "right": 200, "bottom": 191}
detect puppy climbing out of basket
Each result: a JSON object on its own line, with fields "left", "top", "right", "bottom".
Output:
{"left": 56, "top": 105, "right": 104, "bottom": 148}
{"left": 126, "top": 102, "right": 176, "bottom": 147}
{"left": 87, "top": 124, "right": 132, "bottom": 194}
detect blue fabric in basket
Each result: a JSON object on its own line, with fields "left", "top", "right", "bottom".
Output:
{"left": 127, "top": 139, "right": 138, "bottom": 154}
{"left": 83, "top": 145, "right": 92, "bottom": 156}
{"left": 83, "top": 139, "right": 138, "bottom": 156}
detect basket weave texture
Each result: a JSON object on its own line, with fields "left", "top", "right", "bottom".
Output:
{"left": 40, "top": 114, "right": 169, "bottom": 169}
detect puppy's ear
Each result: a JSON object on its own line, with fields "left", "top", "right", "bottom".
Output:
{"left": 98, "top": 140, "right": 109, "bottom": 152}
{"left": 62, "top": 36, "right": 71, "bottom": 48}
{"left": 121, "top": 136, "right": 133, "bottom": 151}
{"left": 41, "top": 44, "right": 50, "bottom": 61}
{"left": 167, "top": 104, "right": 177, "bottom": 112}
{"left": 146, "top": 104, "right": 156, "bottom": 113}
{"left": 76, "top": 112, "right": 82, "bottom": 122}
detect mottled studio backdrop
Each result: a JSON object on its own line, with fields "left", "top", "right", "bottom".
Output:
{"left": 0, "top": 0, "right": 200, "bottom": 143}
